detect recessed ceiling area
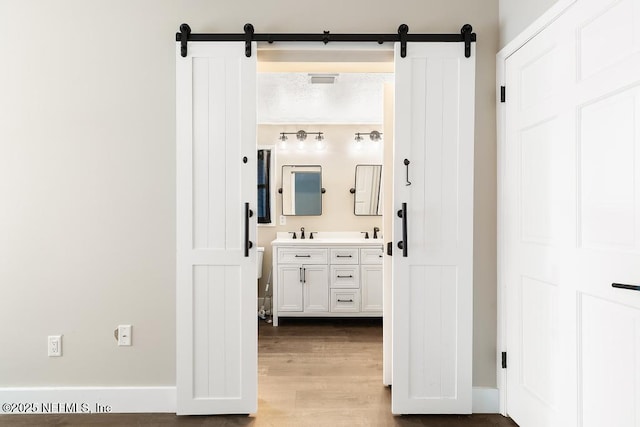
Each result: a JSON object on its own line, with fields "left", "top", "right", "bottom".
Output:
{"left": 257, "top": 72, "right": 393, "bottom": 124}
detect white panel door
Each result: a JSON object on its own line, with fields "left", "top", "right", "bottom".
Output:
{"left": 503, "top": 16, "right": 577, "bottom": 427}
{"left": 502, "top": 0, "right": 640, "bottom": 425}
{"left": 573, "top": 0, "right": 640, "bottom": 425}
{"left": 392, "top": 41, "right": 475, "bottom": 414}
{"left": 176, "top": 42, "right": 257, "bottom": 415}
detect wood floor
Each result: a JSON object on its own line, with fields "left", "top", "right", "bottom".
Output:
{"left": 0, "top": 318, "right": 518, "bottom": 427}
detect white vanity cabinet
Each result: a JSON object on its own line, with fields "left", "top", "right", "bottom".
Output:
{"left": 276, "top": 248, "right": 329, "bottom": 315}
{"left": 272, "top": 238, "right": 383, "bottom": 326}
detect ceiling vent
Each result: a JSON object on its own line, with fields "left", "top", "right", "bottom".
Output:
{"left": 308, "top": 73, "right": 338, "bottom": 84}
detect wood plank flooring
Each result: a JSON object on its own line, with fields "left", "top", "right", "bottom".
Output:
{"left": 0, "top": 318, "right": 518, "bottom": 427}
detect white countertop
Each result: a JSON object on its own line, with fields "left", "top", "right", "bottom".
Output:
{"left": 271, "top": 231, "right": 384, "bottom": 247}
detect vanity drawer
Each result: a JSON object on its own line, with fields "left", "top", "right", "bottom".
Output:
{"left": 330, "top": 265, "right": 359, "bottom": 288}
{"left": 360, "top": 247, "right": 384, "bottom": 264}
{"left": 330, "top": 248, "right": 359, "bottom": 264}
{"left": 278, "top": 248, "right": 328, "bottom": 264}
{"left": 330, "top": 289, "right": 361, "bottom": 313}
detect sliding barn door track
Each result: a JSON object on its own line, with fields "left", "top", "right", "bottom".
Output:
{"left": 176, "top": 23, "right": 476, "bottom": 59}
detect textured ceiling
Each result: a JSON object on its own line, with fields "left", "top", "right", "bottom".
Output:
{"left": 257, "top": 73, "right": 393, "bottom": 124}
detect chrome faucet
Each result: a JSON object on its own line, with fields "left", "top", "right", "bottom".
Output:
{"left": 300, "top": 227, "right": 305, "bottom": 239}
{"left": 373, "top": 227, "right": 380, "bottom": 239}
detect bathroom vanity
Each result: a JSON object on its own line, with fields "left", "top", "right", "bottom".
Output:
{"left": 271, "top": 232, "right": 383, "bottom": 326}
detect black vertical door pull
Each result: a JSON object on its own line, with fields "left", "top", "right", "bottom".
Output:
{"left": 244, "top": 202, "right": 253, "bottom": 257}
{"left": 397, "top": 202, "right": 408, "bottom": 257}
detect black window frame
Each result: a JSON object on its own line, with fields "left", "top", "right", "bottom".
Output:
{"left": 257, "top": 149, "right": 272, "bottom": 224}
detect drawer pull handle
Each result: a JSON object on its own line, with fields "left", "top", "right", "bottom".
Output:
{"left": 337, "top": 299, "right": 354, "bottom": 303}
{"left": 336, "top": 255, "right": 353, "bottom": 258}
{"left": 295, "top": 255, "right": 311, "bottom": 258}
{"left": 337, "top": 275, "right": 353, "bottom": 278}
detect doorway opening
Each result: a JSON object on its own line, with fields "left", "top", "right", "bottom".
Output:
{"left": 254, "top": 51, "right": 395, "bottom": 410}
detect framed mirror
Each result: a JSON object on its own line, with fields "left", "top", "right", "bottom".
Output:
{"left": 353, "top": 164, "right": 382, "bottom": 216}
{"left": 281, "top": 165, "right": 323, "bottom": 216}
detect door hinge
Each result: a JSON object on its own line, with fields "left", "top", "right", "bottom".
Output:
{"left": 500, "top": 86, "right": 506, "bottom": 103}
{"left": 501, "top": 351, "right": 507, "bottom": 369}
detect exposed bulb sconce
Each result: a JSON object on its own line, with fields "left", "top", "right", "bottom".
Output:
{"left": 354, "top": 131, "right": 383, "bottom": 143}
{"left": 278, "top": 130, "right": 325, "bottom": 150}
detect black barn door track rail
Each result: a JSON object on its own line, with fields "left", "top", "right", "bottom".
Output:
{"left": 177, "top": 23, "right": 476, "bottom": 59}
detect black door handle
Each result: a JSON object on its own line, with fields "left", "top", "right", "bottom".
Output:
{"left": 244, "top": 202, "right": 253, "bottom": 257}
{"left": 612, "top": 283, "right": 640, "bottom": 292}
{"left": 397, "top": 202, "right": 408, "bottom": 257}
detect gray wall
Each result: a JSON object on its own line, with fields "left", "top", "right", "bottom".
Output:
{"left": 499, "top": 0, "right": 560, "bottom": 47}
{"left": 0, "top": 0, "right": 499, "bottom": 389}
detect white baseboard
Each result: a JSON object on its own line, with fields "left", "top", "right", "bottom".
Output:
{"left": 0, "top": 387, "right": 176, "bottom": 414}
{"left": 472, "top": 387, "right": 500, "bottom": 413}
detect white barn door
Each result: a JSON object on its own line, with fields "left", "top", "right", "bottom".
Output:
{"left": 176, "top": 42, "right": 257, "bottom": 415}
{"left": 392, "top": 42, "right": 475, "bottom": 414}
{"left": 502, "top": 0, "right": 640, "bottom": 425}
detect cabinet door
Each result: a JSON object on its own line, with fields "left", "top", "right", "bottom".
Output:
{"left": 278, "top": 265, "right": 303, "bottom": 312}
{"left": 361, "top": 264, "right": 383, "bottom": 312}
{"left": 303, "top": 265, "right": 329, "bottom": 312}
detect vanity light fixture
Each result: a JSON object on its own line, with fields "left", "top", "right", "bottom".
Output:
{"left": 278, "top": 130, "right": 325, "bottom": 150}
{"left": 354, "top": 131, "right": 383, "bottom": 143}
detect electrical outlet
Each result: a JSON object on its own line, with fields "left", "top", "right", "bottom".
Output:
{"left": 279, "top": 215, "right": 286, "bottom": 225}
{"left": 117, "top": 325, "right": 132, "bottom": 346}
{"left": 48, "top": 335, "right": 62, "bottom": 357}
